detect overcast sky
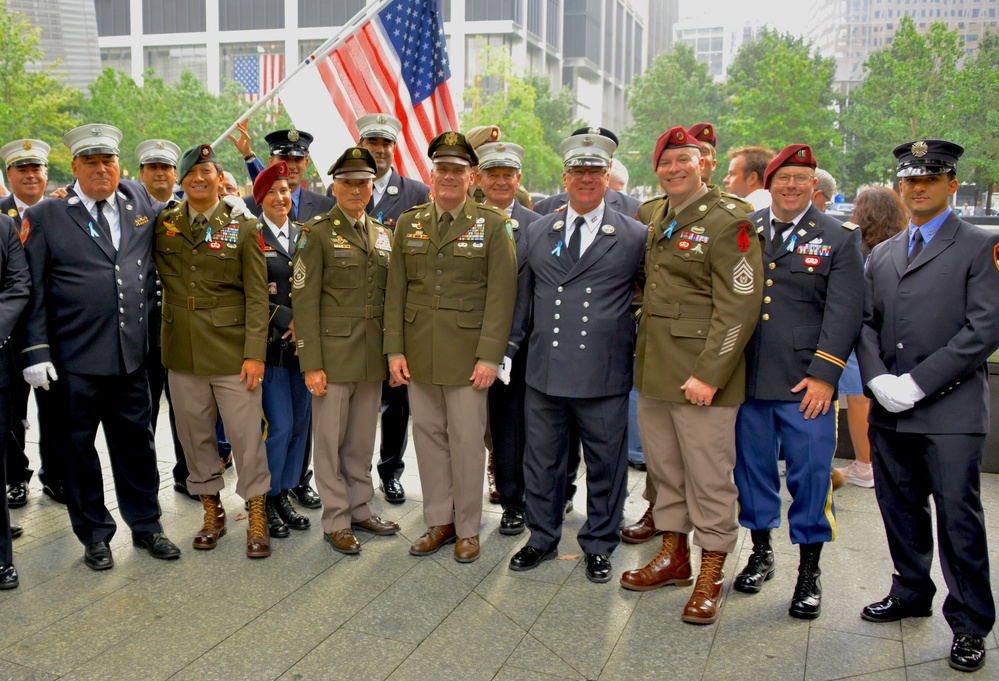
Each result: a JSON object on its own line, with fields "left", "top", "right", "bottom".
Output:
{"left": 678, "top": 0, "right": 816, "bottom": 36}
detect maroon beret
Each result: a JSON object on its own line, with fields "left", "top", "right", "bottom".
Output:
{"left": 252, "top": 160, "right": 290, "bottom": 206}
{"left": 764, "top": 144, "right": 816, "bottom": 189}
{"left": 686, "top": 123, "right": 716, "bottom": 148}
{"left": 653, "top": 126, "right": 700, "bottom": 168}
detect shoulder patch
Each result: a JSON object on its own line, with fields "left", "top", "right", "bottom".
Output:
{"left": 296, "top": 227, "right": 310, "bottom": 250}
{"left": 842, "top": 221, "right": 859, "bottom": 231}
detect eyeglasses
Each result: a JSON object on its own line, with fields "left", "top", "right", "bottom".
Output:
{"left": 771, "top": 173, "right": 815, "bottom": 187}
{"left": 566, "top": 168, "right": 608, "bottom": 178}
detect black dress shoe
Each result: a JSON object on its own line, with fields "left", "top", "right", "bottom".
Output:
{"left": 628, "top": 460, "right": 647, "bottom": 472}
{"left": 276, "top": 491, "right": 311, "bottom": 531}
{"left": 0, "top": 564, "right": 18, "bottom": 590}
{"left": 950, "top": 633, "right": 986, "bottom": 672}
{"left": 265, "top": 495, "right": 290, "bottom": 538}
{"left": 7, "top": 482, "right": 28, "bottom": 509}
{"left": 499, "top": 508, "right": 525, "bottom": 536}
{"left": 290, "top": 483, "right": 322, "bottom": 509}
{"left": 11, "top": 524, "right": 23, "bottom": 539}
{"left": 172, "top": 482, "right": 199, "bottom": 501}
{"left": 585, "top": 553, "right": 612, "bottom": 583}
{"left": 133, "top": 533, "right": 181, "bottom": 560}
{"left": 42, "top": 483, "right": 67, "bottom": 504}
{"left": 510, "top": 546, "right": 557, "bottom": 571}
{"left": 83, "top": 542, "right": 114, "bottom": 571}
{"left": 861, "top": 595, "right": 933, "bottom": 623}
{"left": 563, "top": 499, "right": 574, "bottom": 516}
{"left": 381, "top": 478, "right": 406, "bottom": 504}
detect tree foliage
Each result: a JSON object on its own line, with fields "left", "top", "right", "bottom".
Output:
{"left": 954, "top": 30, "right": 999, "bottom": 197}
{"left": 841, "top": 16, "right": 966, "bottom": 185}
{"left": 622, "top": 43, "right": 728, "bottom": 188}
{"left": 461, "top": 48, "right": 573, "bottom": 194}
{"left": 80, "top": 68, "right": 290, "bottom": 185}
{"left": 722, "top": 30, "right": 840, "bottom": 175}
{"left": 0, "top": 0, "right": 81, "bottom": 182}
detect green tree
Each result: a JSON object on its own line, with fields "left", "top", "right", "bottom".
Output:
{"left": 0, "top": 0, "right": 81, "bottom": 182}
{"left": 955, "top": 30, "right": 999, "bottom": 206}
{"left": 461, "top": 48, "right": 568, "bottom": 194}
{"left": 723, "top": 29, "right": 840, "bottom": 176}
{"left": 81, "top": 68, "right": 292, "bottom": 186}
{"left": 841, "top": 16, "right": 966, "bottom": 185}
{"left": 623, "top": 43, "right": 728, "bottom": 188}
{"left": 524, "top": 75, "right": 584, "bottom": 153}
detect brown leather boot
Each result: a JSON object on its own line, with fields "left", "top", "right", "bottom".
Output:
{"left": 487, "top": 452, "right": 500, "bottom": 504}
{"left": 681, "top": 550, "right": 727, "bottom": 625}
{"left": 621, "top": 502, "right": 663, "bottom": 544}
{"left": 193, "top": 495, "right": 226, "bottom": 550}
{"left": 245, "top": 495, "right": 272, "bottom": 558}
{"left": 620, "top": 531, "right": 693, "bottom": 591}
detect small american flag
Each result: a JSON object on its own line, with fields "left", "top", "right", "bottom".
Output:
{"left": 280, "top": 0, "right": 458, "bottom": 184}
{"left": 234, "top": 54, "right": 284, "bottom": 120}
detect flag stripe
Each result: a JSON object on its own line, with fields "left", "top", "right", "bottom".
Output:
{"left": 280, "top": 0, "right": 457, "bottom": 184}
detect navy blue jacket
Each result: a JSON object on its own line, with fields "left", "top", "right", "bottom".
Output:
{"left": 0, "top": 215, "right": 30, "bottom": 389}
{"left": 21, "top": 179, "right": 162, "bottom": 375}
{"left": 744, "top": 204, "right": 864, "bottom": 400}
{"left": 511, "top": 206, "right": 646, "bottom": 399}
{"left": 857, "top": 212, "right": 999, "bottom": 434}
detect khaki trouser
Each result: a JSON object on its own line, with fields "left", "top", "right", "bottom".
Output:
{"left": 409, "top": 380, "right": 487, "bottom": 539}
{"left": 638, "top": 396, "right": 740, "bottom": 553}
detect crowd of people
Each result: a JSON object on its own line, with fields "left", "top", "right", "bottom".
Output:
{"left": 1, "top": 115, "right": 998, "bottom": 674}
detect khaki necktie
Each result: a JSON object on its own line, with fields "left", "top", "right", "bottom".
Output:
{"left": 438, "top": 210, "right": 452, "bottom": 240}
{"left": 193, "top": 214, "right": 207, "bottom": 242}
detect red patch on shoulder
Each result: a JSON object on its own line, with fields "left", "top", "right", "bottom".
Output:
{"left": 737, "top": 223, "right": 751, "bottom": 253}
{"left": 18, "top": 218, "right": 30, "bottom": 245}
{"left": 994, "top": 243, "right": 999, "bottom": 273}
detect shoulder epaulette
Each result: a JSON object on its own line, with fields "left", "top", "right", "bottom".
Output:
{"left": 841, "top": 221, "right": 859, "bottom": 231}
{"left": 639, "top": 195, "right": 665, "bottom": 208}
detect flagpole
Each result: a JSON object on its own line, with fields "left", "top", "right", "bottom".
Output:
{"left": 211, "top": 0, "right": 396, "bottom": 149}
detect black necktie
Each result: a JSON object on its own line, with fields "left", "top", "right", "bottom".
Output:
{"left": 770, "top": 220, "right": 792, "bottom": 256}
{"left": 289, "top": 200, "right": 298, "bottom": 223}
{"left": 568, "top": 216, "right": 584, "bottom": 263}
{"left": 94, "top": 199, "right": 115, "bottom": 250}
{"left": 908, "top": 229, "right": 924, "bottom": 265}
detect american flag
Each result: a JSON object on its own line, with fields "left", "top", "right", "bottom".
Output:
{"left": 280, "top": 0, "right": 458, "bottom": 184}
{"left": 234, "top": 54, "right": 284, "bottom": 101}
{"left": 234, "top": 54, "right": 283, "bottom": 120}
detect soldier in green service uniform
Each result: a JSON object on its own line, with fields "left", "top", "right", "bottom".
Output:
{"left": 384, "top": 131, "right": 518, "bottom": 564}
{"left": 619, "top": 127, "right": 763, "bottom": 627}
{"left": 625, "top": 122, "right": 755, "bottom": 546}
{"left": 154, "top": 144, "right": 273, "bottom": 559}
{"left": 292, "top": 147, "right": 402, "bottom": 556}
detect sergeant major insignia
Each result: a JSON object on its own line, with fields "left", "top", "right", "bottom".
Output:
{"left": 733, "top": 257, "right": 755, "bottom": 296}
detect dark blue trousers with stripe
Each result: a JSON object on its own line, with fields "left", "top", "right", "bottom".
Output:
{"left": 734, "top": 398, "right": 836, "bottom": 544}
